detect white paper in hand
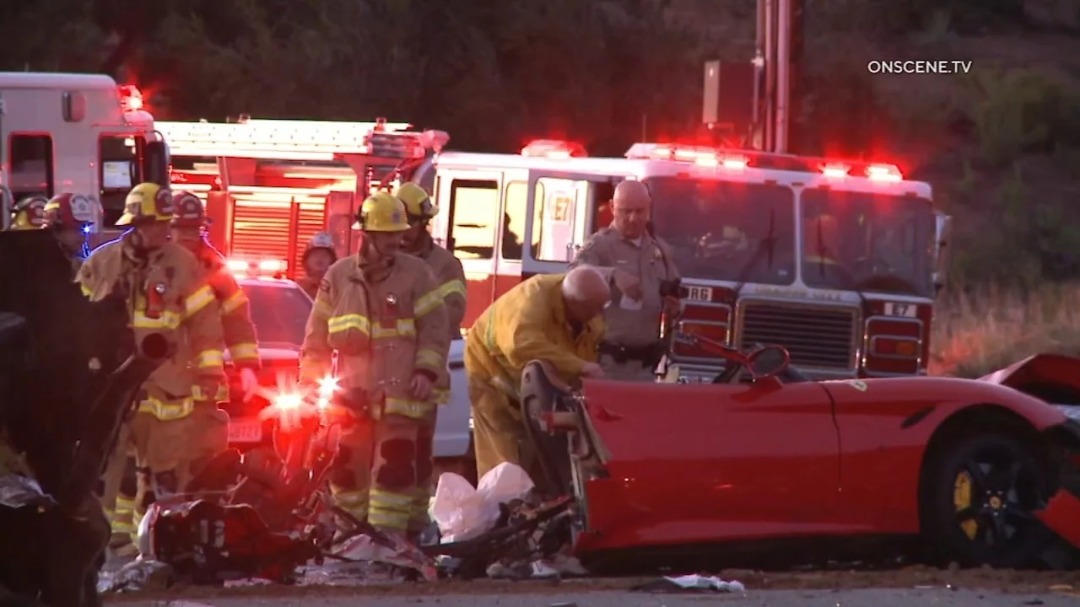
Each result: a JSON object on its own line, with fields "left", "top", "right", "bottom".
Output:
{"left": 619, "top": 295, "right": 643, "bottom": 310}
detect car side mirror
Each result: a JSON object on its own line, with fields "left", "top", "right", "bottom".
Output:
{"left": 747, "top": 345, "right": 790, "bottom": 379}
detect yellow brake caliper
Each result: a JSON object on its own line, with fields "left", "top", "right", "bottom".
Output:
{"left": 954, "top": 471, "right": 977, "bottom": 539}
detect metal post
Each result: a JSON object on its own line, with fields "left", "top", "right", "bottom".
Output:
{"left": 763, "top": 0, "right": 776, "bottom": 152}
{"left": 776, "top": 0, "right": 790, "bottom": 153}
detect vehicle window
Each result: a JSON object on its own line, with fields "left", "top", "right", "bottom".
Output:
{"left": 243, "top": 283, "right": 312, "bottom": 347}
{"left": 9, "top": 134, "right": 54, "bottom": 200}
{"left": 647, "top": 177, "right": 797, "bottom": 285}
{"left": 501, "top": 181, "right": 529, "bottom": 260}
{"left": 448, "top": 179, "right": 498, "bottom": 260}
{"left": 535, "top": 178, "right": 578, "bottom": 262}
{"left": 99, "top": 135, "right": 140, "bottom": 221}
{"left": 800, "top": 188, "right": 936, "bottom": 297}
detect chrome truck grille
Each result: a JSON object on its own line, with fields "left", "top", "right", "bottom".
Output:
{"left": 737, "top": 300, "right": 859, "bottom": 371}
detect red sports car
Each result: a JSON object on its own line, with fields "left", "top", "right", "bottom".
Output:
{"left": 518, "top": 334, "right": 1080, "bottom": 571}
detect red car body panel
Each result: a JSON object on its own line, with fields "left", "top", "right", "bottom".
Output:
{"left": 978, "top": 353, "right": 1080, "bottom": 395}
{"left": 571, "top": 374, "right": 1071, "bottom": 555}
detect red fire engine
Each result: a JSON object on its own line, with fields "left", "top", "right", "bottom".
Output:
{"left": 157, "top": 117, "right": 445, "bottom": 276}
{"left": 414, "top": 139, "right": 951, "bottom": 380}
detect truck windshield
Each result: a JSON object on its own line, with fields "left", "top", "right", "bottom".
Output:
{"left": 646, "top": 177, "right": 796, "bottom": 285}
{"left": 800, "top": 188, "right": 936, "bottom": 298}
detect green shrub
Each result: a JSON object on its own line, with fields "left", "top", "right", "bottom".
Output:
{"left": 964, "top": 67, "right": 1080, "bottom": 165}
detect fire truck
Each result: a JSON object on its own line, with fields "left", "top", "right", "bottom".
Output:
{"left": 157, "top": 117, "right": 445, "bottom": 277}
{"left": 156, "top": 117, "right": 950, "bottom": 380}
{"left": 0, "top": 73, "right": 169, "bottom": 233}
{"left": 413, "top": 139, "right": 952, "bottom": 380}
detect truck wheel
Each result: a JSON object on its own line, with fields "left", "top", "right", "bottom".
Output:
{"left": 921, "top": 433, "right": 1053, "bottom": 568}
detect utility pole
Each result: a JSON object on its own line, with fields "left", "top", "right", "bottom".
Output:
{"left": 754, "top": 0, "right": 794, "bottom": 153}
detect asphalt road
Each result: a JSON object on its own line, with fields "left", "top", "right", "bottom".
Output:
{"left": 105, "top": 587, "right": 1079, "bottom": 607}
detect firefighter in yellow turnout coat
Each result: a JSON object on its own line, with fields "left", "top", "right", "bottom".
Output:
{"left": 396, "top": 183, "right": 467, "bottom": 534}
{"left": 170, "top": 191, "right": 262, "bottom": 476}
{"left": 300, "top": 192, "right": 450, "bottom": 536}
{"left": 79, "top": 183, "right": 225, "bottom": 542}
{"left": 464, "top": 267, "right": 609, "bottom": 486}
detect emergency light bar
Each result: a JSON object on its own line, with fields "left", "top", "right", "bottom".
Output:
{"left": 625, "top": 142, "right": 905, "bottom": 181}
{"left": 521, "top": 139, "right": 587, "bottom": 158}
{"left": 156, "top": 119, "right": 425, "bottom": 162}
{"left": 227, "top": 257, "right": 287, "bottom": 279}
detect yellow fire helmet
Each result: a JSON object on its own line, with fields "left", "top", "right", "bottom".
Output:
{"left": 352, "top": 192, "right": 410, "bottom": 232}
{"left": 116, "top": 183, "right": 174, "bottom": 226}
{"left": 394, "top": 182, "right": 438, "bottom": 222}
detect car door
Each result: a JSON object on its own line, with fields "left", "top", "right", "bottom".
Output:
{"left": 580, "top": 378, "right": 842, "bottom": 543}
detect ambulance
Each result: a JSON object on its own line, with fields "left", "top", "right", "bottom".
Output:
{"left": 412, "top": 139, "right": 951, "bottom": 380}
{"left": 0, "top": 73, "right": 169, "bottom": 234}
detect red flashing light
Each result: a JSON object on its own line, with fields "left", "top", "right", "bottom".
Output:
{"left": 822, "top": 163, "right": 850, "bottom": 178}
{"left": 117, "top": 85, "right": 144, "bottom": 112}
{"left": 867, "top": 164, "right": 903, "bottom": 182}
{"left": 719, "top": 155, "right": 748, "bottom": 169}
{"left": 521, "top": 139, "right": 587, "bottom": 158}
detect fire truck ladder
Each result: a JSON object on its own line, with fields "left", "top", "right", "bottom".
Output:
{"left": 155, "top": 118, "right": 420, "bottom": 161}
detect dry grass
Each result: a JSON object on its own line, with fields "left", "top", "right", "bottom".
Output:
{"left": 930, "top": 283, "right": 1080, "bottom": 378}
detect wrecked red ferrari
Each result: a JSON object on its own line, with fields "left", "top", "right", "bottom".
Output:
{"left": 518, "top": 334, "right": 1080, "bottom": 572}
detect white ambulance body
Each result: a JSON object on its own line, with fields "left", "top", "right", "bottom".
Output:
{"left": 0, "top": 73, "right": 169, "bottom": 231}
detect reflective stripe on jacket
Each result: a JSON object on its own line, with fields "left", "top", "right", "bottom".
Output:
{"left": 300, "top": 252, "right": 450, "bottom": 419}
{"left": 196, "top": 244, "right": 260, "bottom": 370}
{"left": 417, "top": 242, "right": 466, "bottom": 404}
{"left": 76, "top": 233, "right": 225, "bottom": 420}
{"left": 464, "top": 273, "right": 603, "bottom": 401}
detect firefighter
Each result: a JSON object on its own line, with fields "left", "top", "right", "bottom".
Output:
{"left": 78, "top": 182, "right": 225, "bottom": 555}
{"left": 464, "top": 266, "right": 608, "bottom": 487}
{"left": 298, "top": 232, "right": 338, "bottom": 299}
{"left": 395, "top": 182, "right": 466, "bottom": 533}
{"left": 41, "top": 192, "right": 103, "bottom": 266}
{"left": 300, "top": 191, "right": 450, "bottom": 539}
{"left": 8, "top": 196, "right": 47, "bottom": 230}
{"left": 169, "top": 191, "right": 261, "bottom": 477}
{"left": 570, "top": 180, "right": 681, "bottom": 381}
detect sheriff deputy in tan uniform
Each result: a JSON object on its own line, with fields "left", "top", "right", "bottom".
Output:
{"left": 570, "top": 180, "right": 681, "bottom": 381}
{"left": 395, "top": 182, "right": 467, "bottom": 535}
{"left": 300, "top": 192, "right": 450, "bottom": 540}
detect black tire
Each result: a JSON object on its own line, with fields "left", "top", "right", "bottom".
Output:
{"left": 921, "top": 433, "right": 1054, "bottom": 568}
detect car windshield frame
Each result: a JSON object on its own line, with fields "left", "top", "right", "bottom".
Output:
{"left": 242, "top": 282, "right": 312, "bottom": 348}
{"left": 644, "top": 176, "right": 797, "bottom": 286}
{"left": 798, "top": 188, "right": 936, "bottom": 298}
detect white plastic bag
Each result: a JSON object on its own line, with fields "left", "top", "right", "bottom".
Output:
{"left": 429, "top": 462, "right": 535, "bottom": 543}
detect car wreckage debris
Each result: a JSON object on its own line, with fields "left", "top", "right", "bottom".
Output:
{"left": 101, "top": 461, "right": 587, "bottom": 592}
